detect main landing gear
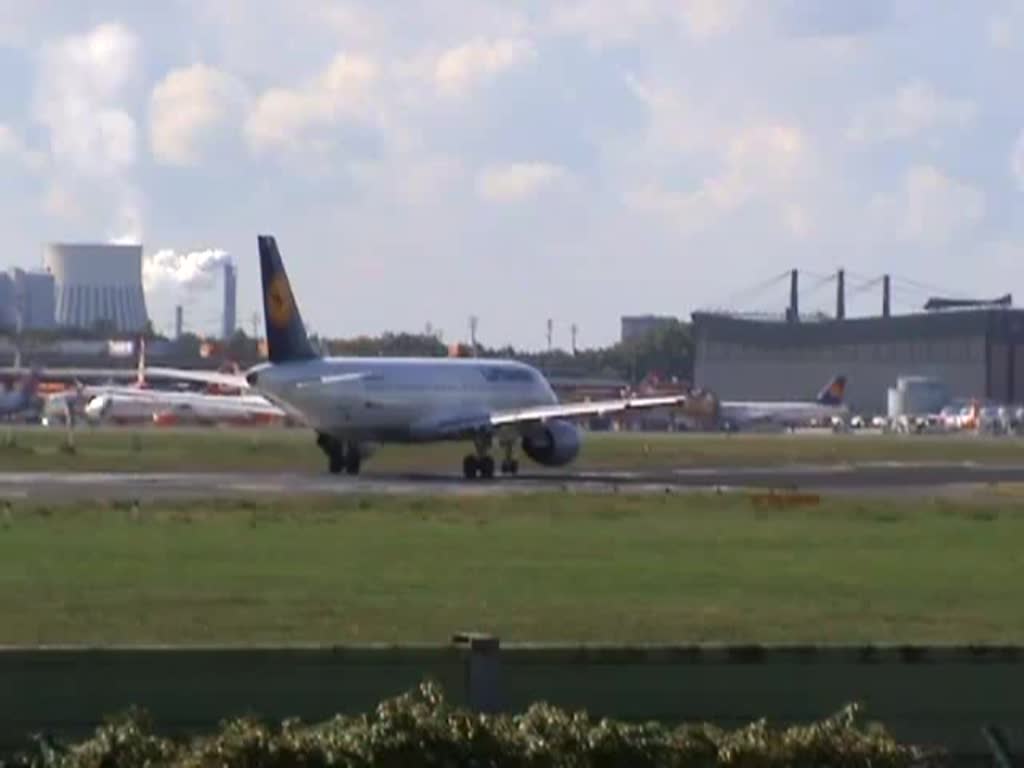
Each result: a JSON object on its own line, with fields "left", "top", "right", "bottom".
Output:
{"left": 462, "top": 436, "right": 519, "bottom": 480}
{"left": 317, "top": 433, "right": 361, "bottom": 476}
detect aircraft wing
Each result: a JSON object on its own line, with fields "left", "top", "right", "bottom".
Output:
{"left": 490, "top": 394, "right": 690, "bottom": 427}
{"left": 414, "top": 394, "right": 694, "bottom": 439}
{"left": 144, "top": 367, "right": 251, "bottom": 390}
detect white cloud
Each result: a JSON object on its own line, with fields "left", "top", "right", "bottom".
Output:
{"left": 150, "top": 64, "right": 246, "bottom": 166}
{"left": 244, "top": 53, "right": 377, "bottom": 153}
{"left": 109, "top": 186, "right": 144, "bottom": 244}
{"left": 848, "top": 81, "right": 975, "bottom": 143}
{"left": 143, "top": 247, "right": 229, "bottom": 292}
{"left": 783, "top": 203, "right": 811, "bottom": 238}
{"left": 679, "top": 0, "right": 746, "bottom": 38}
{"left": 627, "top": 118, "right": 810, "bottom": 234}
{"left": 625, "top": 75, "right": 720, "bottom": 155}
{"left": 988, "top": 16, "right": 1013, "bottom": 48}
{"left": 32, "top": 22, "right": 145, "bottom": 239}
{"left": 477, "top": 162, "right": 566, "bottom": 202}
{"left": 1012, "top": 131, "right": 1024, "bottom": 188}
{"left": 548, "top": 0, "right": 746, "bottom": 45}
{"left": 434, "top": 37, "right": 535, "bottom": 95}
{"left": 0, "top": 123, "right": 20, "bottom": 155}
{"left": 42, "top": 183, "right": 81, "bottom": 220}
{"left": 874, "top": 165, "right": 986, "bottom": 246}
{"left": 548, "top": 1, "right": 656, "bottom": 47}
{"left": 981, "top": 239, "right": 1024, "bottom": 269}
{"left": 34, "top": 22, "right": 140, "bottom": 176}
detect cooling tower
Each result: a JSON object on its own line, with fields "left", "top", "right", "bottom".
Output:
{"left": 43, "top": 243, "right": 149, "bottom": 333}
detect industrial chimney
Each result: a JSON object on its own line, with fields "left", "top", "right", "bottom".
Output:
{"left": 882, "top": 274, "right": 891, "bottom": 318}
{"left": 174, "top": 305, "right": 183, "bottom": 339}
{"left": 222, "top": 261, "right": 237, "bottom": 340}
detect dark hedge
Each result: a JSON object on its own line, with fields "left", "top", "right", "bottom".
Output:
{"left": 2, "top": 682, "right": 941, "bottom": 768}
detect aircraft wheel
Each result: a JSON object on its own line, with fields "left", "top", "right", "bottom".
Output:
{"left": 479, "top": 456, "right": 495, "bottom": 480}
{"left": 328, "top": 451, "right": 344, "bottom": 475}
{"left": 345, "top": 453, "right": 362, "bottom": 476}
{"left": 462, "top": 455, "right": 479, "bottom": 479}
{"left": 500, "top": 459, "right": 519, "bottom": 475}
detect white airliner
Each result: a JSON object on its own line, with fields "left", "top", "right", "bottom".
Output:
{"left": 39, "top": 341, "right": 285, "bottom": 427}
{"left": 82, "top": 386, "right": 285, "bottom": 426}
{"left": 180, "top": 235, "right": 694, "bottom": 478}
{"left": 716, "top": 376, "right": 848, "bottom": 431}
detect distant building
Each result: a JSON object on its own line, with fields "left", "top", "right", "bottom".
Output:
{"left": 620, "top": 315, "right": 678, "bottom": 343}
{"left": 0, "top": 269, "right": 55, "bottom": 332}
{"left": 693, "top": 308, "right": 1024, "bottom": 414}
{"left": 0, "top": 273, "right": 14, "bottom": 331}
{"left": 44, "top": 243, "right": 149, "bottom": 333}
{"left": 11, "top": 268, "right": 56, "bottom": 330}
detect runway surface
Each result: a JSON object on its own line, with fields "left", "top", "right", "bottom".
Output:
{"left": 3, "top": 462, "right": 1024, "bottom": 500}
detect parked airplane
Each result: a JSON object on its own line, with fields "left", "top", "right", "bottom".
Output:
{"left": 40, "top": 340, "right": 286, "bottom": 427}
{"left": 717, "top": 376, "right": 848, "bottom": 431}
{"left": 186, "top": 235, "right": 694, "bottom": 478}
{"left": 0, "top": 369, "right": 40, "bottom": 419}
{"left": 82, "top": 386, "right": 285, "bottom": 426}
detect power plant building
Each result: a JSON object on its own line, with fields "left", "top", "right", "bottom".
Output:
{"left": 0, "top": 273, "right": 14, "bottom": 330}
{"left": 0, "top": 268, "right": 56, "bottom": 331}
{"left": 43, "top": 243, "right": 149, "bottom": 333}
{"left": 621, "top": 315, "right": 678, "bottom": 343}
{"left": 12, "top": 268, "right": 56, "bottom": 330}
{"left": 693, "top": 308, "right": 1024, "bottom": 415}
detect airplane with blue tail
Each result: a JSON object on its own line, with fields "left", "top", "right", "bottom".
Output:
{"left": 160, "top": 235, "right": 697, "bottom": 479}
{"left": 717, "top": 375, "right": 848, "bottom": 431}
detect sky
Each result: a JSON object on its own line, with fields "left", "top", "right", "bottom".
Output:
{"left": 1, "top": 1, "right": 1023, "bottom": 349}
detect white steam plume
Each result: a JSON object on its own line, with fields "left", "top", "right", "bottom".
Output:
{"left": 144, "top": 248, "right": 230, "bottom": 292}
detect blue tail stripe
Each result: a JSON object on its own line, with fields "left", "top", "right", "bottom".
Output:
{"left": 258, "top": 235, "right": 318, "bottom": 364}
{"left": 816, "top": 375, "right": 847, "bottom": 406}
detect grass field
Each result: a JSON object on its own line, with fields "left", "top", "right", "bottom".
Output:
{"left": 1, "top": 492, "right": 1021, "bottom": 645}
{"left": 0, "top": 425, "right": 1022, "bottom": 473}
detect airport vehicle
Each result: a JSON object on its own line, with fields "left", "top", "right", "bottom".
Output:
{"left": 201, "top": 236, "right": 694, "bottom": 478}
{"left": 716, "top": 376, "right": 848, "bottom": 431}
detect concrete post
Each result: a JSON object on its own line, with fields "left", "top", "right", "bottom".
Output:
{"left": 788, "top": 269, "right": 799, "bottom": 323}
{"left": 836, "top": 269, "right": 845, "bottom": 320}
{"left": 452, "top": 632, "right": 501, "bottom": 713}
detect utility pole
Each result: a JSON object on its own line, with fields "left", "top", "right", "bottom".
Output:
{"left": 570, "top": 323, "right": 578, "bottom": 356}
{"left": 469, "top": 315, "right": 479, "bottom": 356}
{"left": 546, "top": 318, "right": 553, "bottom": 354}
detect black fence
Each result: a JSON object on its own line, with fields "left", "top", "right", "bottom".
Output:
{"left": 3, "top": 638, "right": 1021, "bottom": 763}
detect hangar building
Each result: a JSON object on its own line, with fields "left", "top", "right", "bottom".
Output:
{"left": 693, "top": 272, "right": 1024, "bottom": 415}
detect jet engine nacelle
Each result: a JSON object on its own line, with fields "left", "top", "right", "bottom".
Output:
{"left": 521, "top": 419, "right": 581, "bottom": 467}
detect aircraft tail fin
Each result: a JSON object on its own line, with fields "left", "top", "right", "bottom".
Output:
{"left": 816, "top": 375, "right": 847, "bottom": 406}
{"left": 258, "top": 235, "right": 318, "bottom": 365}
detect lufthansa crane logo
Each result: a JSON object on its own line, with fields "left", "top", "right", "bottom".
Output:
{"left": 266, "top": 273, "right": 294, "bottom": 329}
